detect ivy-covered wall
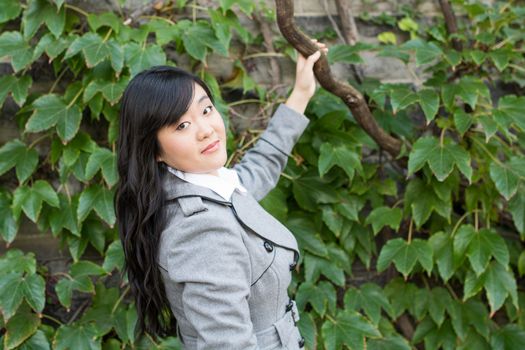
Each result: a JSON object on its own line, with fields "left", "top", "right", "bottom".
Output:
{"left": 0, "top": 0, "right": 524, "bottom": 349}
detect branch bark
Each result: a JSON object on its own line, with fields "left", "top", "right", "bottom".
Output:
{"left": 438, "top": 0, "right": 462, "bottom": 51}
{"left": 275, "top": 0, "right": 403, "bottom": 159}
{"left": 334, "top": 0, "right": 359, "bottom": 45}
{"left": 253, "top": 12, "right": 281, "bottom": 87}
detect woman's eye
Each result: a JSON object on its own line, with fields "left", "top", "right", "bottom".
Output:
{"left": 176, "top": 122, "right": 189, "bottom": 130}
{"left": 204, "top": 105, "right": 213, "bottom": 115}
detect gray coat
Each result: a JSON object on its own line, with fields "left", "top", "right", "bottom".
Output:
{"left": 157, "top": 103, "right": 310, "bottom": 349}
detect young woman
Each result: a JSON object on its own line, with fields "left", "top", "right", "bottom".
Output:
{"left": 115, "top": 39, "right": 328, "bottom": 349}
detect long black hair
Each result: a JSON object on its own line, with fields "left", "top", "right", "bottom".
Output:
{"left": 115, "top": 65, "right": 215, "bottom": 339}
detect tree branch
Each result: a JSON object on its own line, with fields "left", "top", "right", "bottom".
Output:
{"left": 438, "top": 0, "right": 462, "bottom": 51}
{"left": 275, "top": 0, "right": 403, "bottom": 159}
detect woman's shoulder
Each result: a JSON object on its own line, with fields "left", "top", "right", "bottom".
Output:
{"left": 162, "top": 195, "right": 239, "bottom": 239}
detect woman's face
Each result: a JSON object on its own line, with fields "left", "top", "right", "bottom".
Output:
{"left": 156, "top": 83, "right": 227, "bottom": 176}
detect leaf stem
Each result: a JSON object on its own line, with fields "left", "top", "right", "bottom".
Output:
{"left": 228, "top": 99, "right": 264, "bottom": 107}
{"left": 42, "top": 313, "right": 63, "bottom": 325}
{"left": 445, "top": 282, "right": 459, "bottom": 300}
{"left": 49, "top": 68, "right": 69, "bottom": 94}
{"left": 28, "top": 132, "right": 52, "bottom": 149}
{"left": 111, "top": 285, "right": 130, "bottom": 314}
{"left": 450, "top": 210, "right": 478, "bottom": 237}
{"left": 103, "top": 28, "right": 113, "bottom": 43}
{"left": 407, "top": 217, "right": 413, "bottom": 243}
{"left": 509, "top": 64, "right": 525, "bottom": 73}
{"left": 471, "top": 136, "right": 503, "bottom": 166}
{"left": 66, "top": 88, "right": 84, "bottom": 109}
{"left": 439, "top": 126, "right": 447, "bottom": 147}
{"left": 64, "top": 4, "right": 89, "bottom": 17}
{"left": 243, "top": 52, "right": 286, "bottom": 60}
{"left": 139, "top": 15, "right": 175, "bottom": 25}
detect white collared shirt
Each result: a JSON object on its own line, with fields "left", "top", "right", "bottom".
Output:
{"left": 166, "top": 165, "right": 247, "bottom": 201}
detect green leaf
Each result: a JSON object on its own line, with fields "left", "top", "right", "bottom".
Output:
{"left": 102, "top": 240, "right": 124, "bottom": 273}
{"left": 12, "top": 180, "right": 59, "bottom": 222}
{"left": 219, "top": 0, "right": 255, "bottom": 16}
{"left": 454, "top": 109, "right": 473, "bottom": 136}
{"left": 296, "top": 281, "right": 336, "bottom": 317}
{"left": 494, "top": 95, "right": 525, "bottom": 131}
{"left": 418, "top": 89, "right": 440, "bottom": 123}
{"left": 441, "top": 77, "right": 489, "bottom": 110}
{"left": 0, "top": 75, "right": 32, "bottom": 107}
{"left": 427, "top": 141, "right": 472, "bottom": 182}
{"left": 0, "top": 249, "right": 36, "bottom": 275}
{"left": 292, "top": 171, "right": 339, "bottom": 211}
{"left": 321, "top": 205, "right": 344, "bottom": 237}
{"left": 344, "top": 283, "right": 394, "bottom": 324}
{"left": 318, "top": 142, "right": 361, "bottom": 180}
{"left": 77, "top": 184, "right": 116, "bottom": 226}
{"left": 17, "top": 330, "right": 50, "bottom": 350}
{"left": 377, "top": 238, "right": 432, "bottom": 279}
{"left": 416, "top": 42, "right": 443, "bottom": 66}
{"left": 407, "top": 136, "right": 437, "bottom": 175}
{"left": 304, "top": 253, "right": 345, "bottom": 286}
{"left": 0, "top": 139, "right": 38, "bottom": 183}
{"left": 4, "top": 308, "right": 40, "bottom": 349}
{"left": 326, "top": 44, "right": 364, "bottom": 65}
{"left": 404, "top": 178, "right": 451, "bottom": 227}
{"left": 509, "top": 189, "right": 525, "bottom": 237}
{"left": 87, "top": 12, "right": 122, "bottom": 33}
{"left": 22, "top": 0, "right": 65, "bottom": 39}
{"left": 491, "top": 324, "right": 525, "bottom": 350}
{"left": 0, "top": 272, "right": 25, "bottom": 320}
{"left": 0, "top": 191, "right": 18, "bottom": 244}
{"left": 123, "top": 42, "right": 166, "bottom": 77}
{"left": 53, "top": 323, "right": 101, "bottom": 350}
{"left": 489, "top": 161, "right": 519, "bottom": 200}
{"left": 364, "top": 206, "right": 403, "bottom": 235}
{"left": 55, "top": 275, "right": 93, "bottom": 310}
{"left": 484, "top": 261, "right": 518, "bottom": 316}
{"left": 428, "top": 231, "right": 455, "bottom": 282}
{"left": 286, "top": 214, "right": 328, "bottom": 257}
{"left": 85, "top": 147, "right": 118, "bottom": 187}
{"left": 22, "top": 273, "right": 46, "bottom": 314}
{"left": 71, "top": 261, "right": 106, "bottom": 278}
{"left": 427, "top": 287, "right": 452, "bottom": 327}
{"left": 0, "top": 31, "right": 34, "bottom": 72}
{"left": 0, "top": 0, "right": 21, "bottom": 23}
{"left": 454, "top": 225, "right": 509, "bottom": 276}
{"left": 390, "top": 86, "right": 418, "bottom": 114}
{"left": 65, "top": 33, "right": 111, "bottom": 68}
{"left": 321, "top": 309, "right": 381, "bottom": 350}
{"left": 25, "top": 94, "right": 82, "bottom": 142}
{"left": 489, "top": 49, "right": 512, "bottom": 71}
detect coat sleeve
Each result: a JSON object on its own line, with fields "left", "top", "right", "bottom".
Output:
{"left": 166, "top": 210, "right": 259, "bottom": 349}
{"left": 233, "top": 103, "right": 310, "bottom": 201}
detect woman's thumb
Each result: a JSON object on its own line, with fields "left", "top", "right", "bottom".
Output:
{"left": 305, "top": 50, "right": 321, "bottom": 67}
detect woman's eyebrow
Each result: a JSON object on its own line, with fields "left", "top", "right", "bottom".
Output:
{"left": 197, "top": 95, "right": 210, "bottom": 104}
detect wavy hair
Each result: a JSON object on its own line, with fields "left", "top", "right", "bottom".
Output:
{"left": 115, "top": 65, "right": 215, "bottom": 339}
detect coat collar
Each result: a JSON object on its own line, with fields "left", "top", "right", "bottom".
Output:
{"left": 161, "top": 168, "right": 300, "bottom": 255}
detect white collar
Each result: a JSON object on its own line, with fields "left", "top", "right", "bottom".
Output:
{"left": 166, "top": 165, "right": 247, "bottom": 201}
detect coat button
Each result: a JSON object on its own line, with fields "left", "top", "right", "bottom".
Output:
{"left": 298, "top": 336, "right": 305, "bottom": 348}
{"left": 285, "top": 299, "right": 293, "bottom": 312}
{"left": 289, "top": 261, "right": 297, "bottom": 271}
{"left": 263, "top": 240, "right": 273, "bottom": 252}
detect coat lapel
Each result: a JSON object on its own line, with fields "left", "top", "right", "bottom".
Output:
{"left": 162, "top": 170, "right": 299, "bottom": 255}
{"left": 230, "top": 190, "right": 299, "bottom": 255}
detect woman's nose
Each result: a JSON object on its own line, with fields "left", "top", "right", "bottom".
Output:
{"left": 196, "top": 120, "right": 214, "bottom": 140}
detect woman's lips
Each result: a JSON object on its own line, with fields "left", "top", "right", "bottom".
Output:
{"left": 201, "top": 140, "right": 219, "bottom": 154}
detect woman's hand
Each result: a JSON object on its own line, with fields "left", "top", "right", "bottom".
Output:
{"left": 285, "top": 39, "right": 328, "bottom": 115}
